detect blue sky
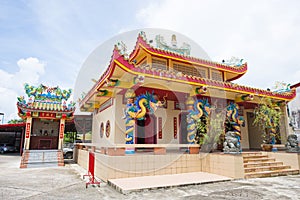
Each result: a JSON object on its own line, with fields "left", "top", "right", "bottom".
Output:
{"left": 0, "top": 0, "right": 300, "bottom": 122}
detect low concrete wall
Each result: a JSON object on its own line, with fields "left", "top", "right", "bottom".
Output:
{"left": 266, "top": 152, "right": 300, "bottom": 170}
{"left": 201, "top": 153, "right": 244, "bottom": 179}
{"left": 77, "top": 149, "right": 88, "bottom": 170}
{"left": 75, "top": 149, "right": 244, "bottom": 181}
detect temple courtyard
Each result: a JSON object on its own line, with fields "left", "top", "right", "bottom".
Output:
{"left": 0, "top": 154, "right": 299, "bottom": 200}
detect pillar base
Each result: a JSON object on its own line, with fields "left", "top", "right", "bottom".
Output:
{"left": 125, "top": 148, "right": 135, "bottom": 154}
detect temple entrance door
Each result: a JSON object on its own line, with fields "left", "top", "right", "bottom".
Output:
{"left": 179, "top": 112, "right": 188, "bottom": 144}
{"left": 247, "top": 112, "right": 262, "bottom": 149}
{"left": 29, "top": 119, "right": 59, "bottom": 150}
{"left": 135, "top": 114, "right": 157, "bottom": 144}
{"left": 145, "top": 114, "right": 157, "bottom": 144}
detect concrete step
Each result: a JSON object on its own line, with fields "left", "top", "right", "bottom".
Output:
{"left": 244, "top": 165, "right": 291, "bottom": 173}
{"left": 244, "top": 161, "right": 284, "bottom": 168}
{"left": 243, "top": 157, "right": 275, "bottom": 163}
{"left": 243, "top": 155, "right": 268, "bottom": 159}
{"left": 245, "top": 169, "right": 300, "bottom": 179}
{"left": 242, "top": 152, "right": 263, "bottom": 156}
{"left": 20, "top": 150, "right": 64, "bottom": 168}
{"left": 27, "top": 162, "right": 59, "bottom": 168}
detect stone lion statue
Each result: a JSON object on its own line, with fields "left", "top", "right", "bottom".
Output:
{"left": 286, "top": 134, "right": 299, "bottom": 153}
{"left": 223, "top": 131, "right": 241, "bottom": 154}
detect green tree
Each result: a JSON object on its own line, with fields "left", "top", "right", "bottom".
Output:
{"left": 196, "top": 108, "right": 226, "bottom": 152}
{"left": 8, "top": 118, "right": 25, "bottom": 124}
{"left": 253, "top": 98, "right": 282, "bottom": 144}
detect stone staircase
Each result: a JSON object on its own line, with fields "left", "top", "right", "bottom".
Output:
{"left": 243, "top": 152, "right": 299, "bottom": 179}
{"left": 20, "top": 150, "right": 64, "bottom": 168}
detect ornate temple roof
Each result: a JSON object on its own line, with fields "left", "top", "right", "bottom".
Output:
{"left": 17, "top": 84, "right": 75, "bottom": 119}
{"left": 79, "top": 32, "right": 296, "bottom": 111}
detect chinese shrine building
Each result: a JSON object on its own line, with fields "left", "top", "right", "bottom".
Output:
{"left": 80, "top": 31, "right": 295, "bottom": 149}
{"left": 17, "top": 84, "right": 75, "bottom": 168}
{"left": 76, "top": 31, "right": 299, "bottom": 180}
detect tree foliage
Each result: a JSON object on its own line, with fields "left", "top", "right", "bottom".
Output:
{"left": 196, "top": 109, "right": 226, "bottom": 145}
{"left": 253, "top": 98, "right": 282, "bottom": 144}
{"left": 8, "top": 118, "right": 25, "bottom": 124}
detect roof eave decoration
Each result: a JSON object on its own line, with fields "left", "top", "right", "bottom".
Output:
{"left": 116, "top": 52, "right": 296, "bottom": 101}
{"left": 129, "top": 32, "right": 247, "bottom": 75}
{"left": 79, "top": 45, "right": 122, "bottom": 109}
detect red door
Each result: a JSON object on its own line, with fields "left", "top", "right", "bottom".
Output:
{"left": 179, "top": 112, "right": 188, "bottom": 144}
{"left": 136, "top": 114, "right": 157, "bottom": 144}
{"left": 144, "top": 114, "right": 157, "bottom": 144}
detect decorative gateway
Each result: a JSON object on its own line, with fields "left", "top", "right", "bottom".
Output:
{"left": 17, "top": 83, "right": 75, "bottom": 151}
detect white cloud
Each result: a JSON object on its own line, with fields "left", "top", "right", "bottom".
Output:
{"left": 0, "top": 57, "right": 45, "bottom": 123}
{"left": 136, "top": 0, "right": 300, "bottom": 89}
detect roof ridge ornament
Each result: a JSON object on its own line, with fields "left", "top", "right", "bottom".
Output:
{"left": 23, "top": 83, "right": 72, "bottom": 102}
{"left": 155, "top": 34, "right": 191, "bottom": 56}
{"left": 116, "top": 41, "right": 129, "bottom": 59}
{"left": 221, "top": 56, "right": 245, "bottom": 67}
{"left": 273, "top": 81, "right": 291, "bottom": 93}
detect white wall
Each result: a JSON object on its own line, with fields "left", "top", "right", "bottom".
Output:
{"left": 92, "top": 99, "right": 116, "bottom": 146}
{"left": 155, "top": 101, "right": 181, "bottom": 144}
{"left": 114, "top": 94, "right": 127, "bottom": 144}
{"left": 240, "top": 108, "right": 250, "bottom": 149}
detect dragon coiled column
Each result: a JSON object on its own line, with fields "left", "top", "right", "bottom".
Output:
{"left": 123, "top": 90, "right": 137, "bottom": 154}
{"left": 186, "top": 97, "right": 211, "bottom": 144}
{"left": 123, "top": 90, "right": 161, "bottom": 153}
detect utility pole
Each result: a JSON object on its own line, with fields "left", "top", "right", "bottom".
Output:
{"left": 0, "top": 113, "right": 4, "bottom": 124}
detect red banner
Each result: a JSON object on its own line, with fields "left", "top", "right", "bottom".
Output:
{"left": 158, "top": 117, "right": 162, "bottom": 139}
{"left": 59, "top": 123, "right": 65, "bottom": 139}
{"left": 25, "top": 123, "right": 31, "bottom": 138}
{"left": 39, "top": 112, "right": 56, "bottom": 119}
{"left": 174, "top": 117, "right": 177, "bottom": 139}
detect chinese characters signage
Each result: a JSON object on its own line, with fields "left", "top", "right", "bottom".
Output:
{"left": 39, "top": 112, "right": 56, "bottom": 119}
{"left": 158, "top": 117, "right": 162, "bottom": 139}
{"left": 174, "top": 117, "right": 177, "bottom": 139}
{"left": 25, "top": 123, "right": 31, "bottom": 138}
{"left": 59, "top": 123, "right": 65, "bottom": 139}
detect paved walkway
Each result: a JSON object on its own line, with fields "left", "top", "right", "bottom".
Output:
{"left": 1, "top": 154, "right": 300, "bottom": 200}
{"left": 108, "top": 172, "right": 232, "bottom": 194}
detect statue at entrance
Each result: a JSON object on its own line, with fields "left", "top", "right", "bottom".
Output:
{"left": 224, "top": 102, "right": 244, "bottom": 153}
{"left": 286, "top": 134, "right": 299, "bottom": 153}
{"left": 223, "top": 131, "right": 241, "bottom": 153}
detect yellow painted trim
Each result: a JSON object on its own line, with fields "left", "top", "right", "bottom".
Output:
{"left": 138, "top": 43, "right": 247, "bottom": 75}
{"left": 147, "top": 54, "right": 152, "bottom": 68}
{"left": 169, "top": 58, "right": 173, "bottom": 71}
{"left": 114, "top": 60, "right": 294, "bottom": 101}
